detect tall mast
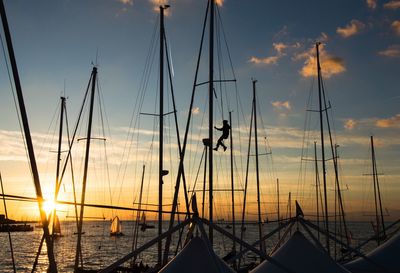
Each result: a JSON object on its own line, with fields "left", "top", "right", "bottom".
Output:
{"left": 371, "top": 135, "right": 386, "bottom": 243}
{"left": 0, "top": 1, "right": 58, "bottom": 271}
{"left": 55, "top": 97, "right": 65, "bottom": 194}
{"left": 208, "top": 0, "right": 215, "bottom": 245}
{"left": 158, "top": 5, "right": 169, "bottom": 265}
{"left": 253, "top": 79, "right": 263, "bottom": 253}
{"left": 132, "top": 165, "right": 146, "bottom": 258}
{"left": 238, "top": 105, "right": 253, "bottom": 268}
{"left": 333, "top": 144, "right": 350, "bottom": 248}
{"left": 314, "top": 141, "right": 320, "bottom": 241}
{"left": 52, "top": 96, "right": 66, "bottom": 237}
{"left": 277, "top": 178, "right": 280, "bottom": 241}
{"left": 316, "top": 42, "right": 330, "bottom": 254}
{"left": 229, "top": 111, "right": 236, "bottom": 255}
{"left": 74, "top": 66, "right": 97, "bottom": 272}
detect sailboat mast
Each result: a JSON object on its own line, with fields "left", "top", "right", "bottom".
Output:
{"left": 373, "top": 138, "right": 386, "bottom": 238}
{"left": 132, "top": 165, "right": 145, "bottom": 257}
{"left": 0, "top": 1, "right": 58, "bottom": 271}
{"left": 208, "top": 0, "right": 215, "bottom": 245}
{"left": 277, "top": 178, "right": 280, "bottom": 241}
{"left": 370, "top": 136, "right": 386, "bottom": 242}
{"left": 316, "top": 42, "right": 330, "bottom": 254}
{"left": 229, "top": 111, "right": 236, "bottom": 253}
{"left": 52, "top": 96, "right": 65, "bottom": 237}
{"left": 158, "top": 5, "right": 168, "bottom": 265}
{"left": 314, "top": 141, "right": 320, "bottom": 241}
{"left": 74, "top": 67, "right": 97, "bottom": 272}
{"left": 55, "top": 97, "right": 65, "bottom": 192}
{"left": 253, "top": 79, "right": 263, "bottom": 252}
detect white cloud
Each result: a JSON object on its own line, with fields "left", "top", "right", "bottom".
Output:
{"left": 337, "top": 19, "right": 365, "bottom": 38}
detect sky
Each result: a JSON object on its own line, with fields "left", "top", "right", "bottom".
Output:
{"left": 0, "top": 0, "right": 399, "bottom": 223}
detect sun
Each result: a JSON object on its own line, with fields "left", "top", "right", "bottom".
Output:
{"left": 42, "top": 200, "right": 56, "bottom": 216}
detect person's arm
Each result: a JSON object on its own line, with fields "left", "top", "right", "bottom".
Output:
{"left": 214, "top": 126, "right": 222, "bottom": 131}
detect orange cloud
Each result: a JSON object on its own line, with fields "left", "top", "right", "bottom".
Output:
{"left": 215, "top": 0, "right": 224, "bottom": 6}
{"left": 367, "top": 0, "right": 377, "bottom": 9}
{"left": 344, "top": 119, "right": 357, "bottom": 130}
{"left": 249, "top": 42, "right": 300, "bottom": 66}
{"left": 149, "top": 0, "right": 171, "bottom": 15}
{"left": 249, "top": 56, "right": 279, "bottom": 65}
{"left": 378, "top": 45, "right": 400, "bottom": 57}
{"left": 296, "top": 44, "right": 346, "bottom": 78}
{"left": 192, "top": 107, "right": 200, "bottom": 115}
{"left": 376, "top": 114, "right": 400, "bottom": 128}
{"left": 384, "top": 0, "right": 400, "bottom": 9}
{"left": 273, "top": 42, "right": 288, "bottom": 54}
{"left": 271, "top": 101, "right": 291, "bottom": 110}
{"left": 392, "top": 20, "right": 400, "bottom": 35}
{"left": 337, "top": 19, "right": 365, "bottom": 38}
{"left": 118, "top": 0, "right": 133, "bottom": 5}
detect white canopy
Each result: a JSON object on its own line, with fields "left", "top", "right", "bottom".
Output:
{"left": 159, "top": 236, "right": 235, "bottom": 273}
{"left": 251, "top": 231, "right": 351, "bottom": 273}
{"left": 344, "top": 232, "right": 400, "bottom": 273}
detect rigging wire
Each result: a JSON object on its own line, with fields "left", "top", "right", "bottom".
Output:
{"left": 0, "top": 172, "right": 16, "bottom": 273}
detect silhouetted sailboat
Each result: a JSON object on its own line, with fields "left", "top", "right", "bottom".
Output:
{"left": 53, "top": 215, "right": 62, "bottom": 238}
{"left": 110, "top": 216, "right": 124, "bottom": 237}
{"left": 140, "top": 213, "right": 155, "bottom": 232}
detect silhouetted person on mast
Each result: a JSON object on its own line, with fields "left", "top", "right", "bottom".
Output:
{"left": 213, "top": 120, "right": 230, "bottom": 152}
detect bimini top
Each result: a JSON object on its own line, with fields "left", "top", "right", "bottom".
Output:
{"left": 159, "top": 236, "right": 235, "bottom": 273}
{"left": 344, "top": 232, "right": 400, "bottom": 273}
{"left": 250, "top": 231, "right": 351, "bottom": 273}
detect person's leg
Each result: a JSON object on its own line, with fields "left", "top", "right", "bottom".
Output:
{"left": 214, "top": 136, "right": 223, "bottom": 150}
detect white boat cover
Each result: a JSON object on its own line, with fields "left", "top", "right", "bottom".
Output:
{"left": 251, "top": 231, "right": 351, "bottom": 273}
{"left": 159, "top": 236, "right": 235, "bottom": 273}
{"left": 344, "top": 232, "right": 400, "bottom": 273}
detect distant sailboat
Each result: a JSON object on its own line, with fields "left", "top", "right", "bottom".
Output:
{"left": 110, "top": 216, "right": 124, "bottom": 237}
{"left": 140, "top": 213, "right": 155, "bottom": 232}
{"left": 53, "top": 215, "right": 62, "bottom": 238}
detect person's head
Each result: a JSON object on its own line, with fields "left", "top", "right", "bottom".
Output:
{"left": 223, "top": 120, "right": 228, "bottom": 124}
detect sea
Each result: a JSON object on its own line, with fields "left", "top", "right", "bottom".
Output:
{"left": 0, "top": 220, "right": 382, "bottom": 272}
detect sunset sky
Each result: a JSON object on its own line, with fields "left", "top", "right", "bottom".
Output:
{"left": 0, "top": 0, "right": 399, "bottom": 222}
